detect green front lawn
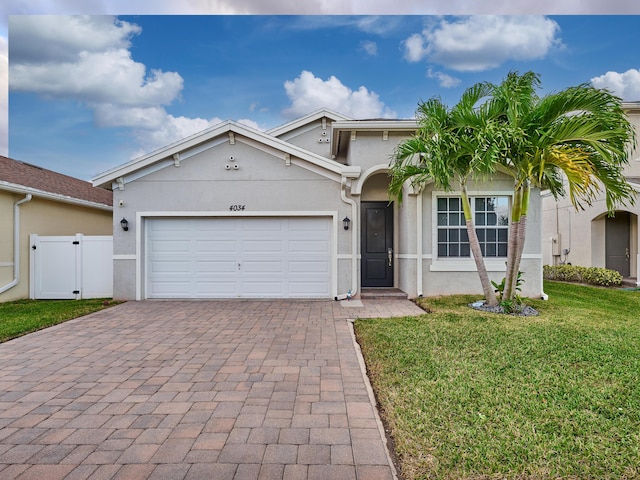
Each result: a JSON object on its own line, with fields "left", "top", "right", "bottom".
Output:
{"left": 0, "top": 299, "right": 120, "bottom": 343}
{"left": 355, "top": 281, "right": 640, "bottom": 479}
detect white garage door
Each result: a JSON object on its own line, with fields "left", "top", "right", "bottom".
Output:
{"left": 146, "top": 217, "right": 332, "bottom": 298}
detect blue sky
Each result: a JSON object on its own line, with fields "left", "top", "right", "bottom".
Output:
{"left": 2, "top": 5, "right": 640, "bottom": 180}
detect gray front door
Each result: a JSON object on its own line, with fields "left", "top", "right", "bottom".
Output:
{"left": 361, "top": 202, "right": 394, "bottom": 287}
{"left": 606, "top": 211, "right": 630, "bottom": 277}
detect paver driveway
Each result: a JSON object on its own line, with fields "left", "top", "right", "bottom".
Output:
{"left": 0, "top": 299, "right": 424, "bottom": 480}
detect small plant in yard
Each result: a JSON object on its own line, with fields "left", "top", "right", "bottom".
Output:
{"left": 355, "top": 281, "right": 640, "bottom": 480}
{"left": 0, "top": 299, "right": 120, "bottom": 343}
{"left": 491, "top": 271, "right": 525, "bottom": 313}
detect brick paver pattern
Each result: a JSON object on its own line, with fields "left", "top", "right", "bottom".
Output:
{"left": 0, "top": 299, "right": 424, "bottom": 479}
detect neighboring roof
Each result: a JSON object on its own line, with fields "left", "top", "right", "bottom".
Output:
{"left": 0, "top": 156, "right": 113, "bottom": 209}
{"left": 92, "top": 120, "right": 360, "bottom": 189}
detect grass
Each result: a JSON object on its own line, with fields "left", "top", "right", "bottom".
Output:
{"left": 0, "top": 298, "right": 120, "bottom": 343}
{"left": 354, "top": 281, "right": 640, "bottom": 480}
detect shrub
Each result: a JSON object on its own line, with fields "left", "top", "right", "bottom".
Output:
{"left": 543, "top": 264, "right": 623, "bottom": 287}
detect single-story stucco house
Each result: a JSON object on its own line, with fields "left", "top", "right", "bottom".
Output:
{"left": 0, "top": 156, "right": 113, "bottom": 302}
{"left": 542, "top": 102, "right": 640, "bottom": 285}
{"left": 92, "top": 109, "right": 544, "bottom": 301}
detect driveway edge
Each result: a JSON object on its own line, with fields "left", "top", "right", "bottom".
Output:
{"left": 347, "top": 318, "right": 400, "bottom": 480}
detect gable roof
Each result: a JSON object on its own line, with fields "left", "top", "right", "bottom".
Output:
{"left": 267, "top": 109, "right": 352, "bottom": 138}
{"left": 0, "top": 156, "right": 113, "bottom": 210}
{"left": 92, "top": 120, "right": 360, "bottom": 189}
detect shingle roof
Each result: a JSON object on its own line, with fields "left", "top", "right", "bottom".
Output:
{"left": 0, "top": 156, "right": 113, "bottom": 207}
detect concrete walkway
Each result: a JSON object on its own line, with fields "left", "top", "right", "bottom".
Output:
{"left": 0, "top": 299, "right": 424, "bottom": 480}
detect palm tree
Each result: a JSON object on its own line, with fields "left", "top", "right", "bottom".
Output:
{"left": 485, "top": 72, "right": 636, "bottom": 300}
{"left": 389, "top": 82, "right": 501, "bottom": 306}
{"left": 390, "top": 71, "right": 636, "bottom": 305}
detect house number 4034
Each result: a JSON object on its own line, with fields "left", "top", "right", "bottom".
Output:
{"left": 229, "top": 205, "right": 246, "bottom": 211}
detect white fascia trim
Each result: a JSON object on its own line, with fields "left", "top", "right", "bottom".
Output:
{"left": 267, "top": 109, "right": 352, "bottom": 137}
{"left": 138, "top": 210, "right": 337, "bottom": 218}
{"left": 94, "top": 120, "right": 235, "bottom": 186}
{"left": 331, "top": 119, "right": 417, "bottom": 131}
{"left": 95, "top": 120, "right": 360, "bottom": 187}
{"left": 0, "top": 181, "right": 112, "bottom": 211}
{"left": 111, "top": 137, "right": 229, "bottom": 190}
{"left": 136, "top": 211, "right": 340, "bottom": 301}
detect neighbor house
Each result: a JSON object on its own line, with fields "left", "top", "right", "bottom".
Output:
{"left": 541, "top": 102, "right": 640, "bottom": 285}
{"left": 0, "top": 156, "right": 113, "bottom": 302}
{"left": 92, "top": 109, "right": 544, "bottom": 301}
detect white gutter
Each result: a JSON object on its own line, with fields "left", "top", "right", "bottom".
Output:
{"left": 0, "top": 181, "right": 112, "bottom": 212}
{"left": 0, "top": 194, "right": 32, "bottom": 294}
{"left": 335, "top": 177, "right": 359, "bottom": 300}
{"left": 416, "top": 191, "right": 424, "bottom": 297}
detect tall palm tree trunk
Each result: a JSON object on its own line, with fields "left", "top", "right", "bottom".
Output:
{"left": 462, "top": 187, "right": 498, "bottom": 305}
{"left": 503, "top": 186, "right": 523, "bottom": 300}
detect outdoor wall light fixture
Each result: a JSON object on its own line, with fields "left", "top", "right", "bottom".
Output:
{"left": 343, "top": 216, "right": 351, "bottom": 231}
{"left": 120, "top": 218, "right": 129, "bottom": 231}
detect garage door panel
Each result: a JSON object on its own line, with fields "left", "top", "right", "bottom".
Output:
{"left": 146, "top": 217, "right": 331, "bottom": 298}
{"left": 196, "top": 261, "right": 237, "bottom": 273}
{"left": 288, "top": 240, "right": 328, "bottom": 253}
{"left": 196, "top": 281, "right": 238, "bottom": 295}
{"left": 148, "top": 281, "right": 192, "bottom": 296}
{"left": 242, "top": 281, "right": 284, "bottom": 295}
{"left": 242, "top": 261, "right": 284, "bottom": 273}
{"left": 242, "top": 240, "right": 284, "bottom": 253}
{"left": 289, "top": 282, "right": 330, "bottom": 295}
{"left": 149, "top": 261, "right": 191, "bottom": 273}
{"left": 289, "top": 261, "right": 329, "bottom": 273}
{"left": 196, "top": 240, "right": 237, "bottom": 253}
{"left": 149, "top": 240, "right": 191, "bottom": 253}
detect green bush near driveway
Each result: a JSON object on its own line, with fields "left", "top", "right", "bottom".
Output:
{"left": 0, "top": 299, "right": 120, "bottom": 343}
{"left": 355, "top": 281, "right": 640, "bottom": 480}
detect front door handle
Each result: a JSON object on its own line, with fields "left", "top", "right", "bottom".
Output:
{"left": 626, "top": 248, "right": 630, "bottom": 260}
{"left": 387, "top": 248, "right": 393, "bottom": 267}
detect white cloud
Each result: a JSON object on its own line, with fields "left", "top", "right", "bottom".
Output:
{"left": 403, "top": 16, "right": 562, "bottom": 72}
{"left": 283, "top": 70, "right": 396, "bottom": 119}
{"left": 426, "top": 68, "right": 460, "bottom": 88}
{"left": 130, "top": 114, "right": 225, "bottom": 158}
{"left": 10, "top": 17, "right": 183, "bottom": 106}
{"left": 591, "top": 69, "right": 640, "bottom": 102}
{"left": 9, "top": 15, "right": 141, "bottom": 63}
{"left": 360, "top": 40, "right": 377, "bottom": 56}
{"left": 7, "top": 15, "right": 214, "bottom": 156}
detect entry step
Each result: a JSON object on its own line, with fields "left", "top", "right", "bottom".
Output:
{"left": 360, "top": 288, "right": 408, "bottom": 300}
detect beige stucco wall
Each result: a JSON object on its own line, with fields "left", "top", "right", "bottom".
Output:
{"left": 345, "top": 131, "right": 406, "bottom": 171}
{"left": 0, "top": 191, "right": 112, "bottom": 302}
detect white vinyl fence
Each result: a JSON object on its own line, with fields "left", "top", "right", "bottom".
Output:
{"left": 29, "top": 234, "right": 113, "bottom": 299}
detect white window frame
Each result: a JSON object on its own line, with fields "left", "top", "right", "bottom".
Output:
{"left": 430, "top": 191, "right": 512, "bottom": 272}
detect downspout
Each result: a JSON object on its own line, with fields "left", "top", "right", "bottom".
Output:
{"left": 335, "top": 177, "right": 358, "bottom": 300}
{"left": 416, "top": 191, "right": 424, "bottom": 297}
{"left": 0, "top": 194, "right": 32, "bottom": 294}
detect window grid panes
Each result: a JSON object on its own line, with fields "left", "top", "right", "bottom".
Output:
{"left": 437, "top": 196, "right": 509, "bottom": 258}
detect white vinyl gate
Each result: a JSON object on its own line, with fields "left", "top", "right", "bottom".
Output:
{"left": 29, "top": 234, "right": 113, "bottom": 299}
